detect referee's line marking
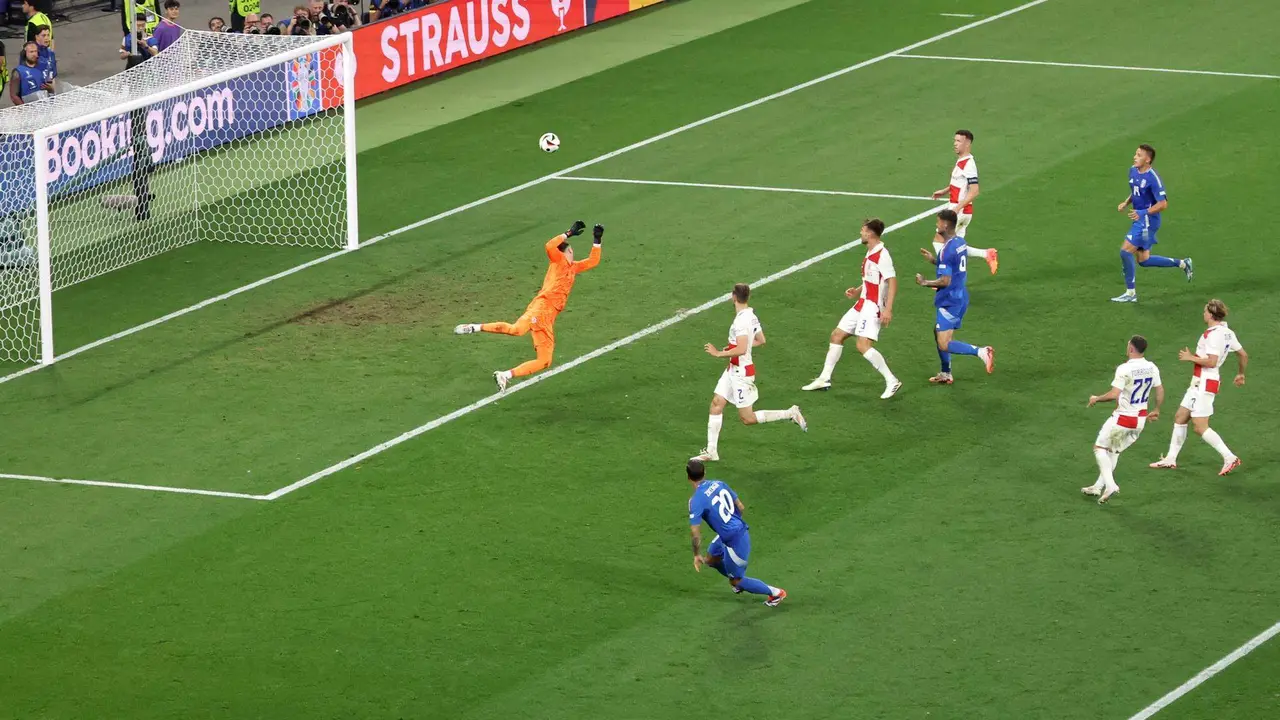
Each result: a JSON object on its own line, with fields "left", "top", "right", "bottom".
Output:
{"left": 263, "top": 202, "right": 948, "bottom": 500}
{"left": 554, "top": 176, "right": 938, "bottom": 202}
{"left": 0, "top": 0, "right": 1053, "bottom": 388}
{"left": 0, "top": 473, "right": 269, "bottom": 501}
{"left": 897, "top": 54, "right": 1280, "bottom": 80}
{"left": 1127, "top": 620, "right": 1280, "bottom": 719}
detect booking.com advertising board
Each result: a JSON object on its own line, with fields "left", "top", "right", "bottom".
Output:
{"left": 0, "top": 50, "right": 340, "bottom": 217}
{"left": 351, "top": 0, "right": 667, "bottom": 99}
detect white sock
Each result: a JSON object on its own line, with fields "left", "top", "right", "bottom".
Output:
{"left": 1166, "top": 423, "right": 1188, "bottom": 462}
{"left": 754, "top": 409, "right": 790, "bottom": 423}
{"left": 1094, "top": 448, "right": 1118, "bottom": 491}
{"left": 818, "top": 343, "right": 843, "bottom": 382}
{"left": 966, "top": 246, "right": 989, "bottom": 256}
{"left": 707, "top": 414, "right": 723, "bottom": 454}
{"left": 862, "top": 347, "right": 895, "bottom": 383}
{"left": 932, "top": 240, "right": 944, "bottom": 255}
{"left": 1201, "top": 428, "right": 1234, "bottom": 461}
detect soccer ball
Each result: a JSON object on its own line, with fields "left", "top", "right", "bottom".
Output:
{"left": 539, "top": 132, "right": 560, "bottom": 153}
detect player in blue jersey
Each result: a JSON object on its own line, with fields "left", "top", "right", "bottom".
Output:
{"left": 685, "top": 459, "right": 787, "bottom": 607}
{"left": 1113, "top": 144, "right": 1193, "bottom": 303}
{"left": 916, "top": 210, "right": 994, "bottom": 384}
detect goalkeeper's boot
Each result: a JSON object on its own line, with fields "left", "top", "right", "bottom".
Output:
{"left": 493, "top": 370, "right": 511, "bottom": 394}
{"left": 454, "top": 323, "right": 480, "bottom": 335}
{"left": 801, "top": 378, "right": 831, "bottom": 391}
{"left": 690, "top": 448, "right": 719, "bottom": 462}
{"left": 790, "top": 405, "right": 808, "bottom": 432}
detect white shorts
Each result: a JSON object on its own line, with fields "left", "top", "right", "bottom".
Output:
{"left": 836, "top": 306, "right": 881, "bottom": 341}
{"left": 1095, "top": 415, "right": 1146, "bottom": 453}
{"left": 957, "top": 211, "right": 972, "bottom": 236}
{"left": 714, "top": 369, "right": 758, "bottom": 409}
{"left": 1180, "top": 382, "right": 1217, "bottom": 418}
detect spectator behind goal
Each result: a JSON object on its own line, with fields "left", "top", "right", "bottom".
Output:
{"left": 22, "top": 0, "right": 53, "bottom": 50}
{"left": 9, "top": 41, "right": 50, "bottom": 105}
{"left": 121, "top": 13, "right": 160, "bottom": 64}
{"left": 153, "top": 0, "right": 183, "bottom": 52}
{"left": 228, "top": 0, "right": 260, "bottom": 32}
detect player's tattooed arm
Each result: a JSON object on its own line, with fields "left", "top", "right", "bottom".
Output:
{"left": 690, "top": 526, "right": 704, "bottom": 571}
{"left": 1087, "top": 387, "right": 1121, "bottom": 407}
{"left": 915, "top": 273, "right": 950, "bottom": 289}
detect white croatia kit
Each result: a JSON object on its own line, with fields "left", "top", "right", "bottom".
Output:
{"left": 837, "top": 243, "right": 896, "bottom": 341}
{"left": 1096, "top": 357, "right": 1162, "bottom": 453}
{"left": 948, "top": 154, "right": 978, "bottom": 234}
{"left": 1180, "top": 323, "right": 1243, "bottom": 418}
{"left": 715, "top": 307, "right": 761, "bottom": 408}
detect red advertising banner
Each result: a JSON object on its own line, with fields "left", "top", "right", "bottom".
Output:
{"left": 351, "top": 0, "right": 666, "bottom": 99}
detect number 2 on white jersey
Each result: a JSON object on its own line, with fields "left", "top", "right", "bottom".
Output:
{"left": 711, "top": 488, "right": 734, "bottom": 523}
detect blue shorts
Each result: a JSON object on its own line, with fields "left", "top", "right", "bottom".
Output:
{"left": 1125, "top": 219, "right": 1159, "bottom": 250}
{"left": 708, "top": 531, "right": 751, "bottom": 579}
{"left": 935, "top": 304, "right": 967, "bottom": 332}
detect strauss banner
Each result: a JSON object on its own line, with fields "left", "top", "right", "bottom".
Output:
{"left": 352, "top": 0, "right": 667, "bottom": 99}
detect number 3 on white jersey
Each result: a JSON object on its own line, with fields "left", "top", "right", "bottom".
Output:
{"left": 711, "top": 488, "right": 734, "bottom": 523}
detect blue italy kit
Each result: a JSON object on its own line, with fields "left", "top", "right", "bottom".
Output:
{"left": 688, "top": 479, "right": 751, "bottom": 579}
{"left": 934, "top": 236, "right": 969, "bottom": 331}
{"left": 1125, "top": 166, "right": 1166, "bottom": 250}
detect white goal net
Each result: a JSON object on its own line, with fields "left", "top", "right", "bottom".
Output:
{"left": 0, "top": 30, "right": 357, "bottom": 365}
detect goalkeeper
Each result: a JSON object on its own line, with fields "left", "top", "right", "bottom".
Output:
{"left": 455, "top": 221, "right": 604, "bottom": 393}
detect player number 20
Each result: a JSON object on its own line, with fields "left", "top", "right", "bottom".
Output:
{"left": 1130, "top": 377, "right": 1153, "bottom": 405}
{"left": 711, "top": 488, "right": 735, "bottom": 523}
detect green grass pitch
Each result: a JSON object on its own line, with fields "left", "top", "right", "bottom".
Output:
{"left": 2, "top": 0, "right": 1278, "bottom": 717}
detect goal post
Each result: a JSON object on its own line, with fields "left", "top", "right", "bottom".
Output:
{"left": 0, "top": 30, "right": 359, "bottom": 367}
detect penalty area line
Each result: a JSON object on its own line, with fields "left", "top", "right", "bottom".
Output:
{"left": 0, "top": 0, "right": 1053, "bottom": 388}
{"left": 553, "top": 176, "right": 938, "bottom": 202}
{"left": 896, "top": 54, "right": 1280, "bottom": 80}
{"left": 264, "top": 202, "right": 948, "bottom": 501}
{"left": 1127, "top": 619, "right": 1280, "bottom": 720}
{"left": 0, "top": 472, "right": 270, "bottom": 501}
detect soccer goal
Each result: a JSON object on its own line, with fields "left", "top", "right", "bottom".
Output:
{"left": 0, "top": 30, "right": 358, "bottom": 366}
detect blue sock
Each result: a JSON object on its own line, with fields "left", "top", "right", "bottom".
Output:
{"left": 947, "top": 340, "right": 980, "bottom": 356}
{"left": 1139, "top": 255, "right": 1180, "bottom": 268}
{"left": 1121, "top": 250, "right": 1137, "bottom": 289}
{"left": 938, "top": 347, "right": 951, "bottom": 373}
{"left": 737, "top": 577, "right": 774, "bottom": 596}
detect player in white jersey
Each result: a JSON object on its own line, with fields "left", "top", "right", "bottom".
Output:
{"left": 801, "top": 218, "right": 902, "bottom": 398}
{"left": 692, "top": 283, "right": 807, "bottom": 462}
{"left": 1083, "top": 335, "right": 1164, "bottom": 504}
{"left": 931, "top": 129, "right": 999, "bottom": 275}
{"left": 1150, "top": 299, "right": 1248, "bottom": 476}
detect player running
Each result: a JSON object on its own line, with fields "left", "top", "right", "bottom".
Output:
{"left": 685, "top": 459, "right": 787, "bottom": 607}
{"left": 1082, "top": 335, "right": 1164, "bottom": 504}
{"left": 692, "top": 283, "right": 806, "bottom": 463}
{"left": 916, "top": 210, "right": 994, "bottom": 384}
{"left": 1149, "top": 299, "right": 1247, "bottom": 475}
{"left": 801, "top": 218, "right": 902, "bottom": 398}
{"left": 455, "top": 221, "right": 603, "bottom": 393}
{"left": 1112, "top": 144, "right": 1193, "bottom": 303}
{"left": 930, "top": 129, "right": 998, "bottom": 274}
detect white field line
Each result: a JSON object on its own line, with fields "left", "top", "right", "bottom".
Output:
{"left": 264, "top": 202, "right": 948, "bottom": 500}
{"left": 897, "top": 54, "right": 1280, "bottom": 80}
{"left": 554, "top": 176, "right": 937, "bottom": 202}
{"left": 1128, "top": 620, "right": 1280, "bottom": 719}
{"left": 939, "top": 13, "right": 978, "bottom": 18}
{"left": 0, "top": 0, "right": 1052, "bottom": 388}
{"left": 0, "top": 472, "right": 269, "bottom": 501}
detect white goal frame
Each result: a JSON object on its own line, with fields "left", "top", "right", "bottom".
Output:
{"left": 19, "top": 32, "right": 359, "bottom": 365}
